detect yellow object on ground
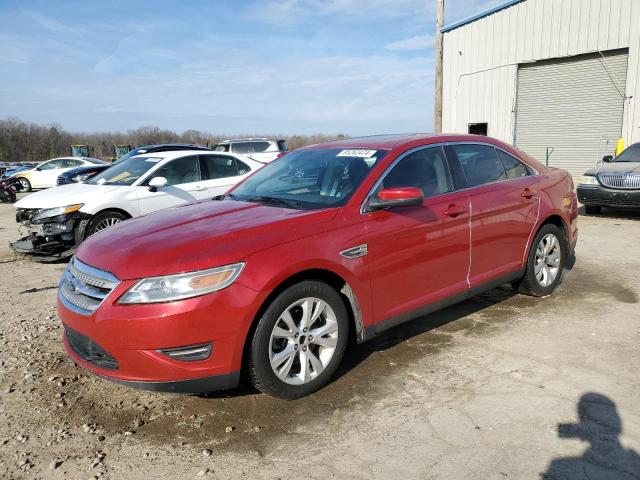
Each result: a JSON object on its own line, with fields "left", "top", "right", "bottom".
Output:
{"left": 615, "top": 138, "right": 625, "bottom": 156}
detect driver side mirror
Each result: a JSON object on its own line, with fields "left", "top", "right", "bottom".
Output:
{"left": 148, "top": 176, "right": 168, "bottom": 192}
{"left": 602, "top": 155, "right": 614, "bottom": 163}
{"left": 367, "top": 187, "right": 424, "bottom": 212}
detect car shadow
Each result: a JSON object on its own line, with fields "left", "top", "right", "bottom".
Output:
{"left": 578, "top": 205, "right": 640, "bottom": 221}
{"left": 541, "top": 392, "right": 640, "bottom": 479}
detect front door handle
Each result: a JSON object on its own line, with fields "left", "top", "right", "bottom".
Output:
{"left": 192, "top": 185, "right": 207, "bottom": 192}
{"left": 521, "top": 188, "right": 537, "bottom": 198}
{"left": 444, "top": 204, "right": 466, "bottom": 217}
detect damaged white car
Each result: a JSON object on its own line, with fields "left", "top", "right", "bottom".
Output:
{"left": 12, "top": 150, "right": 263, "bottom": 261}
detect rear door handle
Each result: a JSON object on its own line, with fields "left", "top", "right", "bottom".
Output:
{"left": 444, "top": 204, "right": 466, "bottom": 217}
{"left": 521, "top": 188, "right": 537, "bottom": 198}
{"left": 192, "top": 185, "right": 207, "bottom": 192}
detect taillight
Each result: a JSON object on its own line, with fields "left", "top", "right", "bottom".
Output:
{"left": 276, "top": 152, "right": 287, "bottom": 159}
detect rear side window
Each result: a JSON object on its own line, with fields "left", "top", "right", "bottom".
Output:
{"left": 200, "top": 155, "right": 242, "bottom": 179}
{"left": 214, "top": 144, "right": 230, "bottom": 152}
{"left": 447, "top": 144, "right": 506, "bottom": 188}
{"left": 382, "top": 147, "right": 453, "bottom": 198}
{"left": 496, "top": 149, "right": 529, "bottom": 179}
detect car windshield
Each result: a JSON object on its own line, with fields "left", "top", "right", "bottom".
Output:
{"left": 614, "top": 143, "right": 640, "bottom": 162}
{"left": 230, "top": 147, "right": 387, "bottom": 209}
{"left": 113, "top": 147, "right": 153, "bottom": 164}
{"left": 88, "top": 156, "right": 163, "bottom": 186}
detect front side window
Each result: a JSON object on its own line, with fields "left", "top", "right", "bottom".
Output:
{"left": 496, "top": 149, "right": 529, "bottom": 179}
{"left": 381, "top": 147, "right": 453, "bottom": 198}
{"left": 39, "top": 160, "right": 64, "bottom": 170}
{"left": 148, "top": 155, "right": 201, "bottom": 185}
{"left": 447, "top": 144, "right": 507, "bottom": 188}
{"left": 231, "top": 148, "right": 387, "bottom": 209}
{"left": 89, "top": 156, "right": 164, "bottom": 186}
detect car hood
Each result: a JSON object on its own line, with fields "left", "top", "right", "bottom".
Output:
{"left": 584, "top": 162, "right": 640, "bottom": 175}
{"left": 76, "top": 200, "right": 339, "bottom": 280}
{"left": 14, "top": 183, "right": 123, "bottom": 209}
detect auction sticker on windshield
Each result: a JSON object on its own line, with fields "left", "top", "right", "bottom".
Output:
{"left": 337, "top": 149, "right": 377, "bottom": 158}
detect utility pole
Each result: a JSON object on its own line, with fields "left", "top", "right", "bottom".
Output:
{"left": 434, "top": 0, "right": 444, "bottom": 133}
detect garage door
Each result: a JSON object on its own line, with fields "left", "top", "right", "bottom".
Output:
{"left": 515, "top": 49, "right": 628, "bottom": 177}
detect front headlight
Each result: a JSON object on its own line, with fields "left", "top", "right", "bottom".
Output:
{"left": 32, "top": 204, "right": 84, "bottom": 222}
{"left": 579, "top": 175, "right": 599, "bottom": 186}
{"left": 118, "top": 263, "right": 245, "bottom": 304}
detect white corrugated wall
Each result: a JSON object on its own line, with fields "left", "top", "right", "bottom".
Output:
{"left": 442, "top": 0, "right": 640, "bottom": 161}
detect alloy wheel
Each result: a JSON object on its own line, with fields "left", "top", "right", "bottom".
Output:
{"left": 269, "top": 297, "right": 339, "bottom": 385}
{"left": 93, "top": 217, "right": 122, "bottom": 232}
{"left": 535, "top": 233, "right": 561, "bottom": 287}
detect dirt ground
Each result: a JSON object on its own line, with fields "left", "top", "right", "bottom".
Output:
{"left": 1, "top": 195, "right": 639, "bottom": 480}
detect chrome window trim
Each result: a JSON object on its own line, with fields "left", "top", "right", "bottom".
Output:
{"left": 360, "top": 141, "right": 539, "bottom": 215}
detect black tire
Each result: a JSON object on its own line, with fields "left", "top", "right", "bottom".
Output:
{"left": 584, "top": 205, "right": 601, "bottom": 215}
{"left": 512, "top": 223, "right": 566, "bottom": 297}
{"left": 248, "top": 280, "right": 349, "bottom": 399}
{"left": 16, "top": 177, "right": 31, "bottom": 192}
{"left": 86, "top": 210, "right": 128, "bottom": 237}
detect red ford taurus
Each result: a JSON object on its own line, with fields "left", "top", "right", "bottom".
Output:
{"left": 57, "top": 134, "right": 578, "bottom": 399}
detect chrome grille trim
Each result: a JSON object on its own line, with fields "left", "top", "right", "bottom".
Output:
{"left": 58, "top": 257, "right": 120, "bottom": 315}
{"left": 598, "top": 173, "right": 640, "bottom": 190}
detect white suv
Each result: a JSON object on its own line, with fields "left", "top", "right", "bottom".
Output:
{"left": 13, "top": 150, "right": 264, "bottom": 260}
{"left": 214, "top": 138, "right": 288, "bottom": 163}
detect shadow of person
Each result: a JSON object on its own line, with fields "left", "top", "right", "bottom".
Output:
{"left": 542, "top": 392, "right": 640, "bottom": 479}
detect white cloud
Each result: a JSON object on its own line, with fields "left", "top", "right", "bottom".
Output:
{"left": 386, "top": 34, "right": 435, "bottom": 51}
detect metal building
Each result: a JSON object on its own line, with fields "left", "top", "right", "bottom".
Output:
{"left": 441, "top": 0, "right": 640, "bottom": 176}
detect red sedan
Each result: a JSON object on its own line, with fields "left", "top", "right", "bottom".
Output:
{"left": 57, "top": 134, "right": 578, "bottom": 399}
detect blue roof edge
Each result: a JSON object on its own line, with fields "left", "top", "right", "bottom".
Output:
{"left": 441, "top": 0, "right": 527, "bottom": 33}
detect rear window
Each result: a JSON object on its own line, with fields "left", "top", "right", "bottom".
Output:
{"left": 230, "top": 141, "right": 271, "bottom": 154}
{"left": 277, "top": 140, "right": 288, "bottom": 152}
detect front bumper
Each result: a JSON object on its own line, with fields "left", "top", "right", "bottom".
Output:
{"left": 577, "top": 185, "right": 640, "bottom": 208}
{"left": 57, "top": 277, "right": 266, "bottom": 393}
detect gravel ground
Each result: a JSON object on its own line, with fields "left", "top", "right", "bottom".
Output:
{"left": 1, "top": 195, "right": 639, "bottom": 479}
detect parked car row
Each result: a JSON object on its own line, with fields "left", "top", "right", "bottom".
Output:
{"left": 45, "top": 134, "right": 578, "bottom": 399}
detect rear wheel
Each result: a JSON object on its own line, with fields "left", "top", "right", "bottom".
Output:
{"left": 16, "top": 178, "right": 31, "bottom": 192}
{"left": 248, "top": 281, "right": 349, "bottom": 399}
{"left": 584, "top": 205, "right": 601, "bottom": 215}
{"left": 513, "top": 224, "right": 565, "bottom": 297}
{"left": 86, "top": 211, "right": 128, "bottom": 237}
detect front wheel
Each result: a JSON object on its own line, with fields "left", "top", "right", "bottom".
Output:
{"left": 513, "top": 224, "right": 565, "bottom": 297}
{"left": 16, "top": 178, "right": 31, "bottom": 192}
{"left": 86, "top": 211, "right": 128, "bottom": 237}
{"left": 248, "top": 281, "right": 349, "bottom": 399}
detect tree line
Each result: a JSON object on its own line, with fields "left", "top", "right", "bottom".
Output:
{"left": 0, "top": 117, "right": 348, "bottom": 163}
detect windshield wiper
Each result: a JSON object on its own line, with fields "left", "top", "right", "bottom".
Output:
{"left": 243, "top": 195, "right": 301, "bottom": 209}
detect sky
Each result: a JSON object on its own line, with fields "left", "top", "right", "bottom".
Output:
{"left": 0, "top": 0, "right": 502, "bottom": 136}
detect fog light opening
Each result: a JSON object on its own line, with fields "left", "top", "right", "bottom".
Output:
{"left": 157, "top": 343, "right": 212, "bottom": 362}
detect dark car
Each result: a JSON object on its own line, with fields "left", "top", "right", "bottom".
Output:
{"left": 577, "top": 143, "right": 640, "bottom": 214}
{"left": 57, "top": 164, "right": 112, "bottom": 186}
{"left": 113, "top": 144, "right": 212, "bottom": 164}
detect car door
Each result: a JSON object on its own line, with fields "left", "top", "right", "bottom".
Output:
{"left": 199, "top": 154, "right": 253, "bottom": 196}
{"left": 30, "top": 159, "right": 65, "bottom": 188}
{"left": 135, "top": 155, "right": 209, "bottom": 215}
{"left": 444, "top": 144, "right": 540, "bottom": 287}
{"left": 365, "top": 146, "right": 471, "bottom": 323}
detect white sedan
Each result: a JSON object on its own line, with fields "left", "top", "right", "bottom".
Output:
{"left": 12, "top": 157, "right": 108, "bottom": 191}
{"left": 13, "top": 150, "right": 264, "bottom": 259}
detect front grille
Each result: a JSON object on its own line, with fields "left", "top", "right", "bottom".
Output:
{"left": 598, "top": 173, "right": 640, "bottom": 190}
{"left": 57, "top": 176, "right": 72, "bottom": 186}
{"left": 58, "top": 257, "right": 119, "bottom": 315}
{"left": 65, "top": 327, "right": 118, "bottom": 370}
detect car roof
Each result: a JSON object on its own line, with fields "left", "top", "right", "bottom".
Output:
{"left": 310, "top": 133, "right": 521, "bottom": 150}
{"left": 134, "top": 149, "right": 262, "bottom": 163}
{"left": 134, "top": 144, "right": 212, "bottom": 152}
{"left": 218, "top": 138, "right": 281, "bottom": 143}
